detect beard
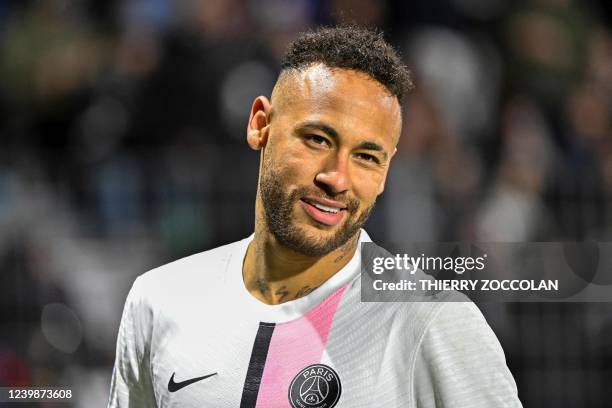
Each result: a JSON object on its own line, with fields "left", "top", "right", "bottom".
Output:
{"left": 259, "top": 154, "right": 375, "bottom": 257}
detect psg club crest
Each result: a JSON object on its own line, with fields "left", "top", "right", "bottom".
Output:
{"left": 288, "top": 364, "right": 341, "bottom": 408}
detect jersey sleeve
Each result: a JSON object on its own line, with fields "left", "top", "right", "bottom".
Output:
{"left": 412, "top": 301, "right": 523, "bottom": 408}
{"left": 108, "top": 277, "right": 157, "bottom": 407}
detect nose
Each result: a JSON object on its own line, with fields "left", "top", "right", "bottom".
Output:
{"left": 314, "top": 153, "right": 351, "bottom": 195}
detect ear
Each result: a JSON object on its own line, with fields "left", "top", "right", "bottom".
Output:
{"left": 377, "top": 147, "right": 397, "bottom": 194}
{"left": 247, "top": 96, "right": 272, "bottom": 150}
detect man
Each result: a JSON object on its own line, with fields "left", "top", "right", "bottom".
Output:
{"left": 108, "top": 26, "right": 522, "bottom": 407}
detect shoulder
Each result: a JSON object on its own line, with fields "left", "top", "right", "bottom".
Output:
{"left": 416, "top": 295, "right": 504, "bottom": 358}
{"left": 355, "top": 238, "right": 487, "bottom": 338}
{"left": 344, "top": 270, "right": 473, "bottom": 347}
{"left": 411, "top": 297, "right": 521, "bottom": 407}
{"left": 129, "top": 238, "right": 248, "bottom": 309}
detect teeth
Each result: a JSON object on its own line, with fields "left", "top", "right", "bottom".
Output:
{"left": 313, "top": 203, "right": 340, "bottom": 213}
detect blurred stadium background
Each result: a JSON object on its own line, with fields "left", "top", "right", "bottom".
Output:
{"left": 0, "top": 0, "right": 611, "bottom": 406}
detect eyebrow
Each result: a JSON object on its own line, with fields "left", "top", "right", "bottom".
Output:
{"left": 297, "top": 120, "right": 389, "bottom": 160}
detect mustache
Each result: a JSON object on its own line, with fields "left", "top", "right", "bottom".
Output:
{"left": 291, "top": 186, "right": 360, "bottom": 213}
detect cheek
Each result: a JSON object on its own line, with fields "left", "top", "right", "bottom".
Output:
{"left": 279, "top": 140, "right": 323, "bottom": 178}
{"left": 267, "top": 142, "right": 318, "bottom": 185}
{"left": 350, "top": 167, "right": 385, "bottom": 202}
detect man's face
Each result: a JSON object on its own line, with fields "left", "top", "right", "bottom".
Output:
{"left": 257, "top": 65, "right": 401, "bottom": 256}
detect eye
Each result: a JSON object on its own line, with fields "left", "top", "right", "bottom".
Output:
{"left": 305, "top": 134, "right": 331, "bottom": 147}
{"left": 355, "top": 153, "right": 380, "bottom": 164}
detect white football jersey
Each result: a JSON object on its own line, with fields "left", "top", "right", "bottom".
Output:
{"left": 108, "top": 230, "right": 522, "bottom": 407}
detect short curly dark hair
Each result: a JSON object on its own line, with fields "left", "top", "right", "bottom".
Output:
{"left": 280, "top": 26, "right": 413, "bottom": 103}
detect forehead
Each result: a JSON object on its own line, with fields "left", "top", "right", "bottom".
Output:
{"left": 272, "top": 65, "right": 401, "bottom": 146}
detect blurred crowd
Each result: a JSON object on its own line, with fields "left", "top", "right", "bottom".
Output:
{"left": 0, "top": 0, "right": 611, "bottom": 406}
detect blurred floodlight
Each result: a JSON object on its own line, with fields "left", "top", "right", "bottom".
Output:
{"left": 408, "top": 27, "right": 501, "bottom": 140}
{"left": 41, "top": 303, "right": 83, "bottom": 354}
{"left": 220, "top": 60, "right": 275, "bottom": 140}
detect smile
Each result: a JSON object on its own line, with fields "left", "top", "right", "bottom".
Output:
{"left": 300, "top": 198, "right": 347, "bottom": 226}
{"left": 311, "top": 202, "right": 340, "bottom": 213}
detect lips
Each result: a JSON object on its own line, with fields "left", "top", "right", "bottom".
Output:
{"left": 300, "top": 198, "right": 347, "bottom": 226}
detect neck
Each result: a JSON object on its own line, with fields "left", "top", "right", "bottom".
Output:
{"left": 242, "top": 222, "right": 359, "bottom": 305}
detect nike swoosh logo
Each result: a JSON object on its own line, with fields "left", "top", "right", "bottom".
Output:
{"left": 167, "top": 372, "right": 217, "bottom": 392}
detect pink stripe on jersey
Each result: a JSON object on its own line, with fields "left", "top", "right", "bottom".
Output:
{"left": 255, "top": 285, "right": 347, "bottom": 407}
